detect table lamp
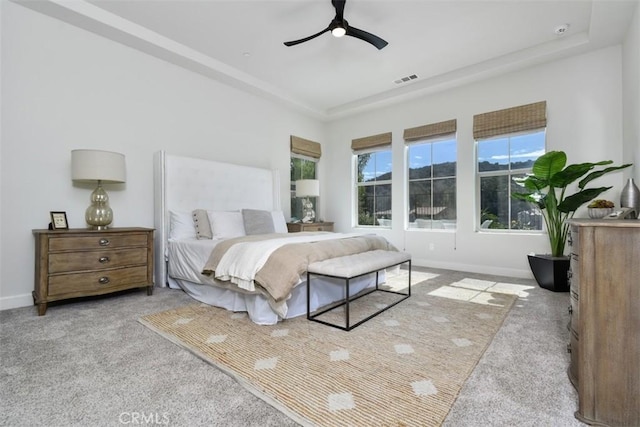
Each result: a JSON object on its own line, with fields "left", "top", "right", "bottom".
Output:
{"left": 295, "top": 179, "right": 319, "bottom": 223}
{"left": 71, "top": 149, "right": 126, "bottom": 230}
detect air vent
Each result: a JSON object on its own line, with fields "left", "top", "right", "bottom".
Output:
{"left": 394, "top": 74, "right": 418, "bottom": 85}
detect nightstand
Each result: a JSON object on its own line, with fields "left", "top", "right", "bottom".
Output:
{"left": 32, "top": 227, "right": 154, "bottom": 315}
{"left": 287, "top": 222, "right": 334, "bottom": 232}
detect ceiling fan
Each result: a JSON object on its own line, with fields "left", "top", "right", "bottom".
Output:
{"left": 284, "top": 0, "right": 388, "bottom": 50}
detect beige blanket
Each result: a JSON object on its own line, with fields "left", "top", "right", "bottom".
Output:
{"left": 202, "top": 232, "right": 397, "bottom": 302}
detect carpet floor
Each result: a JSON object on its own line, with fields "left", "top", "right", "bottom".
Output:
{"left": 140, "top": 271, "right": 517, "bottom": 426}
{"left": 0, "top": 266, "right": 584, "bottom": 426}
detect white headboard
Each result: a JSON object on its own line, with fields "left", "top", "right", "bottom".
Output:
{"left": 153, "top": 151, "right": 281, "bottom": 287}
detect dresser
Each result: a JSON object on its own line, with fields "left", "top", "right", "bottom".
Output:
{"left": 567, "top": 219, "right": 640, "bottom": 426}
{"left": 33, "top": 227, "right": 154, "bottom": 315}
{"left": 287, "top": 222, "right": 334, "bottom": 232}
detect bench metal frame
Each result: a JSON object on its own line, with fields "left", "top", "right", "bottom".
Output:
{"left": 306, "top": 259, "right": 411, "bottom": 331}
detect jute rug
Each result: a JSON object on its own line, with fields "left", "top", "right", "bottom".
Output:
{"left": 140, "top": 271, "right": 518, "bottom": 426}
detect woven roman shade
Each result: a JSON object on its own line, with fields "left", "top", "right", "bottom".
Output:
{"left": 291, "top": 135, "right": 321, "bottom": 158}
{"left": 351, "top": 132, "right": 392, "bottom": 151}
{"left": 473, "top": 101, "right": 546, "bottom": 139}
{"left": 403, "top": 119, "right": 457, "bottom": 142}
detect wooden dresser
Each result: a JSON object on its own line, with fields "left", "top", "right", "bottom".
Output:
{"left": 287, "top": 222, "right": 334, "bottom": 232}
{"left": 567, "top": 219, "right": 640, "bottom": 426}
{"left": 33, "top": 227, "right": 154, "bottom": 315}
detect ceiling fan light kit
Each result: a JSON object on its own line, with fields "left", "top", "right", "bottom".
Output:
{"left": 284, "top": 0, "right": 388, "bottom": 50}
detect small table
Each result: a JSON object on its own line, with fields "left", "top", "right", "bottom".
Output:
{"left": 32, "top": 227, "right": 154, "bottom": 315}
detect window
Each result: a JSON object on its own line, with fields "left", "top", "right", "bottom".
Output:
{"left": 290, "top": 156, "right": 317, "bottom": 221}
{"left": 477, "top": 130, "right": 545, "bottom": 230}
{"left": 407, "top": 137, "right": 457, "bottom": 230}
{"left": 290, "top": 135, "right": 321, "bottom": 222}
{"left": 473, "top": 101, "right": 546, "bottom": 231}
{"left": 352, "top": 132, "right": 393, "bottom": 227}
{"left": 404, "top": 119, "right": 457, "bottom": 230}
{"left": 356, "top": 150, "right": 392, "bottom": 226}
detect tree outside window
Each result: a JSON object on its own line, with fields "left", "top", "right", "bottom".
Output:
{"left": 477, "top": 130, "right": 545, "bottom": 230}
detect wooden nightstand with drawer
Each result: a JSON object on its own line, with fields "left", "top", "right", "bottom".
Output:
{"left": 33, "top": 227, "right": 154, "bottom": 315}
{"left": 287, "top": 222, "right": 334, "bottom": 232}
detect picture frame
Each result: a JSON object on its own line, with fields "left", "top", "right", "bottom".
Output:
{"left": 50, "top": 211, "right": 69, "bottom": 230}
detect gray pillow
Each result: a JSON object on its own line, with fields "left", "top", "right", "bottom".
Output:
{"left": 242, "top": 209, "right": 275, "bottom": 235}
{"left": 192, "top": 209, "right": 213, "bottom": 239}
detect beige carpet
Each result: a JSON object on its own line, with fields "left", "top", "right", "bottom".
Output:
{"left": 140, "top": 271, "right": 517, "bottom": 426}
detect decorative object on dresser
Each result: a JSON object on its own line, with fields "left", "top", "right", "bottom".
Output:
{"left": 512, "top": 150, "right": 631, "bottom": 292}
{"left": 620, "top": 177, "right": 639, "bottom": 219}
{"left": 33, "top": 227, "right": 154, "bottom": 315}
{"left": 71, "top": 149, "right": 126, "bottom": 230}
{"left": 567, "top": 219, "right": 639, "bottom": 426}
{"left": 586, "top": 199, "right": 614, "bottom": 218}
{"left": 286, "top": 221, "right": 333, "bottom": 232}
{"left": 49, "top": 211, "right": 69, "bottom": 230}
{"left": 294, "top": 179, "right": 319, "bottom": 223}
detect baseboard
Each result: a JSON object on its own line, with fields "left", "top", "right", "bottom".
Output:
{"left": 0, "top": 293, "right": 34, "bottom": 311}
{"left": 412, "top": 258, "right": 533, "bottom": 280}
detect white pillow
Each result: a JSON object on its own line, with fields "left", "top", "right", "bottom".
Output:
{"left": 271, "top": 211, "right": 288, "bottom": 233}
{"left": 207, "top": 211, "right": 246, "bottom": 239}
{"left": 169, "top": 210, "right": 197, "bottom": 240}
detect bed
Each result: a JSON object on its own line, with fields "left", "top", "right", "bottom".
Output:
{"left": 153, "top": 151, "right": 397, "bottom": 325}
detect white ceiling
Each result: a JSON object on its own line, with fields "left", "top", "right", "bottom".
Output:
{"left": 18, "top": 0, "right": 639, "bottom": 120}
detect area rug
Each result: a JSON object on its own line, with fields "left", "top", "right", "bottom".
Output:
{"left": 140, "top": 271, "right": 518, "bottom": 426}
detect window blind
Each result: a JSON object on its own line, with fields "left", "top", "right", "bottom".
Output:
{"left": 291, "top": 135, "right": 321, "bottom": 158}
{"left": 473, "top": 101, "right": 546, "bottom": 139}
{"left": 403, "top": 119, "right": 457, "bottom": 142}
{"left": 351, "top": 132, "right": 392, "bottom": 151}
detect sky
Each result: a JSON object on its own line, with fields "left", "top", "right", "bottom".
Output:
{"left": 360, "top": 131, "right": 545, "bottom": 181}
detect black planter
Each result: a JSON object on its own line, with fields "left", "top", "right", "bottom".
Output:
{"left": 527, "top": 254, "right": 570, "bottom": 292}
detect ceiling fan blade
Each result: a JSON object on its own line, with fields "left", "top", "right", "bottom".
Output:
{"left": 284, "top": 27, "right": 331, "bottom": 47}
{"left": 332, "top": 0, "right": 346, "bottom": 21}
{"left": 346, "top": 26, "right": 388, "bottom": 50}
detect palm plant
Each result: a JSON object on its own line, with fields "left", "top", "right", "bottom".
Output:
{"left": 512, "top": 151, "right": 631, "bottom": 257}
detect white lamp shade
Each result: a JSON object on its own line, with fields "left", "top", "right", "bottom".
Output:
{"left": 71, "top": 149, "right": 126, "bottom": 183}
{"left": 295, "top": 179, "right": 320, "bottom": 197}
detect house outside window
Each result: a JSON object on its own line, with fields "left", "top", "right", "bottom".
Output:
{"left": 356, "top": 149, "right": 392, "bottom": 226}
{"left": 407, "top": 137, "right": 457, "bottom": 230}
{"left": 290, "top": 155, "right": 317, "bottom": 221}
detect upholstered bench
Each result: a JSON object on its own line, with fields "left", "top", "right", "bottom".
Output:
{"left": 306, "top": 250, "right": 411, "bottom": 331}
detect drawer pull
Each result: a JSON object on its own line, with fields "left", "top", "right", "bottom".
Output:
{"left": 98, "top": 276, "right": 110, "bottom": 285}
{"left": 99, "top": 238, "right": 110, "bottom": 246}
{"left": 99, "top": 256, "right": 110, "bottom": 264}
{"left": 568, "top": 305, "right": 573, "bottom": 315}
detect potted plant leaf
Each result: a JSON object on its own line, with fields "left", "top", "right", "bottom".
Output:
{"left": 512, "top": 150, "right": 631, "bottom": 291}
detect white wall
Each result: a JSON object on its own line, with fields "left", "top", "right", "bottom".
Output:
{"left": 622, "top": 4, "right": 640, "bottom": 183}
{"left": 0, "top": 2, "right": 325, "bottom": 309}
{"left": 325, "top": 46, "right": 627, "bottom": 278}
{"left": 1, "top": 1, "right": 636, "bottom": 310}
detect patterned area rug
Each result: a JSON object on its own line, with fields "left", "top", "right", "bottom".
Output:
{"left": 140, "top": 271, "right": 518, "bottom": 426}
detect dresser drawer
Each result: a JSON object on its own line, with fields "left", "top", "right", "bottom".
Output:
{"left": 49, "top": 233, "right": 148, "bottom": 252}
{"left": 48, "top": 248, "right": 147, "bottom": 273}
{"left": 307, "top": 225, "right": 331, "bottom": 231}
{"left": 48, "top": 266, "right": 149, "bottom": 297}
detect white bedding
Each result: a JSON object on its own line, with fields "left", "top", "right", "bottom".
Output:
{"left": 167, "top": 236, "right": 381, "bottom": 325}
{"left": 214, "top": 232, "right": 361, "bottom": 291}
